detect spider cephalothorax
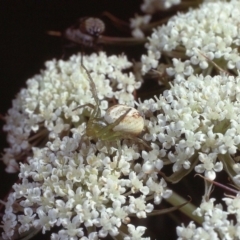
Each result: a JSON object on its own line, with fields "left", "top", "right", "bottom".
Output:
{"left": 74, "top": 63, "right": 150, "bottom": 150}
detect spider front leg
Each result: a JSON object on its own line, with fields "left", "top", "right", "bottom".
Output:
{"left": 72, "top": 103, "right": 95, "bottom": 111}
{"left": 72, "top": 103, "right": 98, "bottom": 149}
{"left": 124, "top": 135, "right": 152, "bottom": 150}
{"left": 99, "top": 107, "right": 132, "bottom": 136}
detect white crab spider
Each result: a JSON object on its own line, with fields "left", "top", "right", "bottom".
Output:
{"left": 74, "top": 63, "right": 150, "bottom": 150}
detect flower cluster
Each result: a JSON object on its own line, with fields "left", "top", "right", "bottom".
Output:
{"left": 4, "top": 1, "right": 240, "bottom": 239}
{"left": 130, "top": 14, "right": 151, "bottom": 39}
{"left": 1, "top": 53, "right": 172, "bottom": 239}
{"left": 177, "top": 196, "right": 240, "bottom": 239}
{"left": 1, "top": 134, "right": 171, "bottom": 239}
{"left": 141, "top": 0, "right": 240, "bottom": 76}
{"left": 2, "top": 52, "right": 141, "bottom": 173}
{"left": 137, "top": 73, "right": 240, "bottom": 182}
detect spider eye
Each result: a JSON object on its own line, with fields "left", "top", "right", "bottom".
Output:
{"left": 104, "top": 104, "right": 144, "bottom": 135}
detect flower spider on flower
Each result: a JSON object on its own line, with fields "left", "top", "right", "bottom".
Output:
{"left": 73, "top": 62, "right": 151, "bottom": 151}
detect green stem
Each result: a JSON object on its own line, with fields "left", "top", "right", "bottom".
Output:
{"left": 165, "top": 191, "right": 204, "bottom": 225}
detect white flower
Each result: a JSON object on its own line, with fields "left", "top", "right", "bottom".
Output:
{"left": 33, "top": 207, "right": 58, "bottom": 234}
{"left": 137, "top": 73, "right": 240, "bottom": 179}
{"left": 142, "top": 0, "right": 240, "bottom": 74}
{"left": 142, "top": 145, "right": 164, "bottom": 173}
{"left": 129, "top": 172, "right": 147, "bottom": 194}
{"left": 178, "top": 198, "right": 239, "bottom": 239}
{"left": 166, "top": 59, "right": 194, "bottom": 83}
{"left": 2, "top": 52, "right": 141, "bottom": 172}
{"left": 58, "top": 216, "right": 84, "bottom": 239}
{"left": 124, "top": 224, "right": 149, "bottom": 240}
{"left": 1, "top": 127, "right": 167, "bottom": 239}
{"left": 1, "top": 213, "right": 17, "bottom": 240}
{"left": 18, "top": 208, "right": 36, "bottom": 233}
{"left": 195, "top": 153, "right": 223, "bottom": 180}
{"left": 128, "top": 195, "right": 154, "bottom": 218}
{"left": 176, "top": 221, "right": 196, "bottom": 240}
{"left": 130, "top": 14, "right": 151, "bottom": 38}
{"left": 141, "top": 50, "right": 160, "bottom": 74}
{"left": 1, "top": 194, "right": 18, "bottom": 240}
{"left": 193, "top": 198, "right": 216, "bottom": 217}
{"left": 223, "top": 194, "right": 240, "bottom": 221}
{"left": 141, "top": 0, "right": 181, "bottom": 14}
{"left": 79, "top": 232, "right": 98, "bottom": 240}
{"left": 146, "top": 177, "right": 172, "bottom": 204}
{"left": 98, "top": 210, "right": 121, "bottom": 237}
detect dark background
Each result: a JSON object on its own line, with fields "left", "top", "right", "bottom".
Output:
{"left": 0, "top": 1, "right": 204, "bottom": 239}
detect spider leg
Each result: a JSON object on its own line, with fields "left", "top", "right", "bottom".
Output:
{"left": 102, "top": 139, "right": 122, "bottom": 159}
{"left": 116, "top": 140, "right": 122, "bottom": 161}
{"left": 76, "top": 132, "right": 88, "bottom": 151}
{"left": 98, "top": 108, "right": 132, "bottom": 135}
{"left": 125, "top": 135, "right": 152, "bottom": 150}
{"left": 100, "top": 131, "right": 124, "bottom": 141}
{"left": 72, "top": 103, "right": 95, "bottom": 111}
{"left": 81, "top": 63, "right": 101, "bottom": 118}
{"left": 103, "top": 140, "right": 115, "bottom": 155}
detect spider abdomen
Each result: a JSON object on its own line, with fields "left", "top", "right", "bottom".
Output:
{"left": 104, "top": 104, "right": 144, "bottom": 135}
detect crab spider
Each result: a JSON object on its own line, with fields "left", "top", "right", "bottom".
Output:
{"left": 73, "top": 62, "right": 150, "bottom": 151}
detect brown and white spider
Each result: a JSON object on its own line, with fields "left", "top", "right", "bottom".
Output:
{"left": 73, "top": 62, "right": 150, "bottom": 151}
